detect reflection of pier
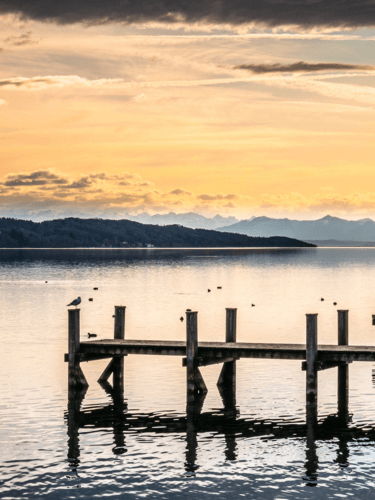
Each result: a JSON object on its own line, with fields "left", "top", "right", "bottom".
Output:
{"left": 66, "top": 306, "right": 375, "bottom": 484}
{"left": 67, "top": 383, "right": 375, "bottom": 483}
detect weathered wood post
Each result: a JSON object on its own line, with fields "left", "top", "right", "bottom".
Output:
{"left": 113, "top": 306, "right": 125, "bottom": 396}
{"left": 186, "top": 311, "right": 198, "bottom": 402}
{"left": 186, "top": 311, "right": 207, "bottom": 402}
{"left": 68, "top": 309, "right": 88, "bottom": 388}
{"left": 98, "top": 306, "right": 126, "bottom": 389}
{"left": 306, "top": 314, "right": 318, "bottom": 405}
{"left": 305, "top": 314, "right": 318, "bottom": 485}
{"left": 338, "top": 310, "right": 349, "bottom": 419}
{"left": 217, "top": 308, "right": 237, "bottom": 408}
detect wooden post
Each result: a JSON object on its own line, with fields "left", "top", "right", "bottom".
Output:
{"left": 98, "top": 306, "right": 126, "bottom": 388}
{"left": 306, "top": 314, "right": 318, "bottom": 405}
{"left": 338, "top": 310, "right": 349, "bottom": 419}
{"left": 113, "top": 306, "right": 125, "bottom": 395}
{"left": 186, "top": 311, "right": 198, "bottom": 401}
{"left": 114, "top": 305, "right": 126, "bottom": 340}
{"left": 305, "top": 312, "right": 318, "bottom": 484}
{"left": 217, "top": 309, "right": 237, "bottom": 408}
{"left": 186, "top": 311, "right": 207, "bottom": 399}
{"left": 68, "top": 309, "right": 88, "bottom": 388}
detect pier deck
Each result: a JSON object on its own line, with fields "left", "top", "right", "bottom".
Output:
{"left": 80, "top": 339, "right": 375, "bottom": 362}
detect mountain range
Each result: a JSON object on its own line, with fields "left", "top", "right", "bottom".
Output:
{"left": 218, "top": 215, "right": 375, "bottom": 243}
{"left": 125, "top": 212, "right": 240, "bottom": 230}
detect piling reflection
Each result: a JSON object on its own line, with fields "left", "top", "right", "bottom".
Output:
{"left": 304, "top": 404, "right": 318, "bottom": 486}
{"left": 66, "top": 381, "right": 375, "bottom": 484}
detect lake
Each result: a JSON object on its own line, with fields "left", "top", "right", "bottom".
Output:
{"left": 2, "top": 247, "right": 375, "bottom": 499}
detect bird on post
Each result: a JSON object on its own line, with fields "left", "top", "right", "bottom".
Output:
{"left": 67, "top": 297, "right": 81, "bottom": 307}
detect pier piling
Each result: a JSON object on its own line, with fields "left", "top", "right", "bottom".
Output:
{"left": 186, "top": 311, "right": 207, "bottom": 400}
{"left": 217, "top": 308, "right": 237, "bottom": 407}
{"left": 338, "top": 310, "right": 349, "bottom": 418}
{"left": 306, "top": 314, "right": 318, "bottom": 405}
{"left": 68, "top": 309, "right": 88, "bottom": 388}
{"left": 98, "top": 306, "right": 126, "bottom": 393}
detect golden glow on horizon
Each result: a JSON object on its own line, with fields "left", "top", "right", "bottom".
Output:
{"left": 1, "top": 16, "right": 375, "bottom": 218}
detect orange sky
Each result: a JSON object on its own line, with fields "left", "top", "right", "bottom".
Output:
{"left": 1, "top": 7, "right": 375, "bottom": 220}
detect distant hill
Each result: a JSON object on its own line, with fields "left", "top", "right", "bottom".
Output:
{"left": 218, "top": 215, "right": 375, "bottom": 242}
{"left": 126, "top": 211, "right": 240, "bottom": 230}
{"left": 0, "top": 217, "right": 315, "bottom": 248}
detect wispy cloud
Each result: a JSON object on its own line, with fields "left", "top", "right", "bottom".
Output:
{"left": 4, "top": 30, "right": 37, "bottom": 46}
{"left": 233, "top": 62, "right": 375, "bottom": 74}
{"left": 0, "top": 75, "right": 123, "bottom": 89}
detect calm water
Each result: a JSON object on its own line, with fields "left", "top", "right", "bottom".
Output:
{"left": 2, "top": 248, "right": 375, "bottom": 499}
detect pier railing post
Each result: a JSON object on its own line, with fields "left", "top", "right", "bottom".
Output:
{"left": 338, "top": 310, "right": 349, "bottom": 419}
{"left": 68, "top": 309, "right": 88, "bottom": 388}
{"left": 217, "top": 309, "right": 237, "bottom": 407}
{"left": 306, "top": 314, "right": 318, "bottom": 405}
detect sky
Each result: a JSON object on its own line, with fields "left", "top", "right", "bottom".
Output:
{"left": 1, "top": 1, "right": 375, "bottom": 221}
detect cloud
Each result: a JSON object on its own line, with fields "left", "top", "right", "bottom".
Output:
{"left": 4, "top": 169, "right": 375, "bottom": 218}
{"left": 4, "top": 30, "right": 36, "bottom": 46}
{"left": 168, "top": 188, "right": 192, "bottom": 196}
{"left": 1, "top": 0, "right": 375, "bottom": 30}
{"left": 132, "top": 93, "right": 147, "bottom": 102}
{"left": 4, "top": 170, "right": 68, "bottom": 186}
{"left": 197, "top": 193, "right": 238, "bottom": 201}
{"left": 0, "top": 75, "right": 124, "bottom": 90}
{"left": 233, "top": 62, "right": 375, "bottom": 74}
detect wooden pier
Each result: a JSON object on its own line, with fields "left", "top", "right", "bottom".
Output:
{"left": 65, "top": 307, "right": 375, "bottom": 482}
{"left": 66, "top": 306, "right": 375, "bottom": 410}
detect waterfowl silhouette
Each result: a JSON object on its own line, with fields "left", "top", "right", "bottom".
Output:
{"left": 67, "top": 297, "right": 81, "bottom": 307}
{"left": 180, "top": 316, "right": 184, "bottom": 322}
{"left": 87, "top": 333, "right": 97, "bottom": 338}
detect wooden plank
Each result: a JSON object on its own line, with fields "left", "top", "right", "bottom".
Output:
{"left": 302, "top": 360, "right": 350, "bottom": 371}
{"left": 98, "top": 358, "right": 116, "bottom": 383}
{"left": 78, "top": 339, "right": 375, "bottom": 362}
{"left": 182, "top": 356, "right": 239, "bottom": 367}
{"left": 195, "top": 367, "right": 208, "bottom": 393}
{"left": 65, "top": 353, "right": 115, "bottom": 362}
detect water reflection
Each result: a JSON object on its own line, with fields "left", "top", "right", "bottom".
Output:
{"left": 66, "top": 377, "right": 375, "bottom": 487}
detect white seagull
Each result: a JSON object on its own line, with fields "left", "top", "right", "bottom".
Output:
{"left": 67, "top": 296, "right": 81, "bottom": 307}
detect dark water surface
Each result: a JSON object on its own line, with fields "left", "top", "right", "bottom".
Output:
{"left": 2, "top": 248, "right": 375, "bottom": 499}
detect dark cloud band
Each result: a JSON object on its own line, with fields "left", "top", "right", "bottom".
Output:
{"left": 233, "top": 62, "right": 375, "bottom": 73}
{"left": 1, "top": 0, "right": 375, "bottom": 30}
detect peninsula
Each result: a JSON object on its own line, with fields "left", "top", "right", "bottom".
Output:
{"left": 0, "top": 217, "right": 315, "bottom": 248}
